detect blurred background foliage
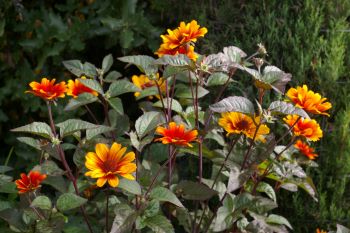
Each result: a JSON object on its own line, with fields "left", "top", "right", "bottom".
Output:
{"left": 0, "top": 0, "right": 349, "bottom": 232}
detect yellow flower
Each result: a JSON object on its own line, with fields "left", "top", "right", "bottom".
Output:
{"left": 160, "top": 20, "right": 207, "bottom": 50}
{"left": 131, "top": 73, "right": 165, "bottom": 99}
{"left": 155, "top": 122, "right": 198, "bottom": 147}
{"left": 218, "top": 112, "right": 270, "bottom": 142}
{"left": 85, "top": 143, "right": 136, "bottom": 188}
{"left": 283, "top": 115, "right": 323, "bottom": 141}
{"left": 286, "top": 85, "right": 332, "bottom": 116}
{"left": 67, "top": 76, "right": 98, "bottom": 98}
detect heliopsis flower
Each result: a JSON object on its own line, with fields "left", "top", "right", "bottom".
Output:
{"left": 316, "top": 229, "right": 327, "bottom": 233}
{"left": 218, "top": 112, "right": 270, "bottom": 142}
{"left": 160, "top": 20, "right": 207, "bottom": 50}
{"left": 131, "top": 73, "right": 166, "bottom": 99}
{"left": 294, "top": 140, "right": 318, "bottom": 160}
{"left": 26, "top": 78, "right": 67, "bottom": 100}
{"left": 286, "top": 85, "right": 332, "bottom": 116}
{"left": 15, "top": 171, "right": 47, "bottom": 194}
{"left": 67, "top": 76, "right": 98, "bottom": 98}
{"left": 85, "top": 143, "right": 136, "bottom": 188}
{"left": 155, "top": 44, "right": 198, "bottom": 60}
{"left": 283, "top": 115, "right": 323, "bottom": 141}
{"left": 155, "top": 122, "right": 198, "bottom": 147}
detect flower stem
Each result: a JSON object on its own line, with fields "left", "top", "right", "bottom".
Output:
{"left": 46, "top": 102, "right": 94, "bottom": 233}
{"left": 196, "top": 136, "right": 241, "bottom": 232}
{"left": 144, "top": 149, "right": 177, "bottom": 198}
{"left": 105, "top": 189, "right": 109, "bottom": 232}
{"left": 84, "top": 105, "right": 99, "bottom": 125}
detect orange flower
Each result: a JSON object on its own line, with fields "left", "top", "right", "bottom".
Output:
{"left": 283, "top": 115, "right": 323, "bottom": 141}
{"left": 131, "top": 73, "right": 166, "bottom": 99}
{"left": 316, "top": 229, "right": 327, "bottom": 233}
{"left": 67, "top": 76, "right": 98, "bottom": 98}
{"left": 160, "top": 20, "right": 207, "bottom": 50}
{"left": 15, "top": 171, "right": 47, "bottom": 194}
{"left": 155, "top": 44, "right": 198, "bottom": 60}
{"left": 85, "top": 143, "right": 136, "bottom": 188}
{"left": 155, "top": 122, "right": 198, "bottom": 147}
{"left": 218, "top": 112, "right": 270, "bottom": 142}
{"left": 26, "top": 78, "right": 67, "bottom": 100}
{"left": 294, "top": 140, "right": 318, "bottom": 160}
{"left": 286, "top": 85, "right": 332, "bottom": 116}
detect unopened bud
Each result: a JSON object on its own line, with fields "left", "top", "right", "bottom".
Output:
{"left": 257, "top": 43, "right": 267, "bottom": 55}
{"left": 51, "top": 136, "right": 61, "bottom": 145}
{"left": 253, "top": 58, "right": 264, "bottom": 69}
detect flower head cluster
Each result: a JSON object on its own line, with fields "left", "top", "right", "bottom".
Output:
{"left": 15, "top": 171, "right": 47, "bottom": 194}
{"left": 67, "top": 76, "right": 98, "bottom": 98}
{"left": 85, "top": 143, "right": 136, "bottom": 188}
{"left": 26, "top": 78, "right": 67, "bottom": 100}
{"left": 283, "top": 115, "right": 323, "bottom": 141}
{"left": 155, "top": 20, "right": 207, "bottom": 60}
{"left": 294, "top": 140, "right": 318, "bottom": 160}
{"left": 286, "top": 85, "right": 332, "bottom": 116}
{"left": 27, "top": 77, "right": 99, "bottom": 100}
{"left": 155, "top": 122, "right": 198, "bottom": 147}
{"left": 218, "top": 112, "right": 270, "bottom": 142}
{"left": 131, "top": 73, "right": 166, "bottom": 99}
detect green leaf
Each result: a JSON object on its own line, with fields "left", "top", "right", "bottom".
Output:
{"left": 78, "top": 78, "right": 104, "bottom": 94}
{"left": 120, "top": 29, "right": 134, "bottom": 49}
{"left": 83, "top": 62, "right": 98, "bottom": 78}
{"left": 64, "top": 93, "right": 98, "bottom": 111}
{"left": 0, "top": 166, "right": 12, "bottom": 173}
{"left": 223, "top": 46, "right": 247, "bottom": 63}
{"left": 163, "top": 66, "right": 187, "bottom": 78}
{"left": 206, "top": 72, "right": 231, "bottom": 86}
{"left": 175, "top": 84, "right": 209, "bottom": 99}
{"left": 176, "top": 181, "right": 218, "bottom": 201}
{"left": 144, "top": 215, "right": 175, "bottom": 233}
{"left": 56, "top": 193, "right": 87, "bottom": 212}
{"left": 337, "top": 224, "right": 350, "bottom": 233}
{"left": 0, "top": 182, "right": 17, "bottom": 193}
{"left": 227, "top": 165, "right": 250, "bottom": 192}
{"left": 31, "top": 196, "right": 52, "bottom": 210}
{"left": 36, "top": 212, "right": 65, "bottom": 233}
{"left": 100, "top": 17, "right": 123, "bottom": 30}
{"left": 17, "top": 137, "right": 41, "bottom": 150}
{"left": 210, "top": 96, "right": 255, "bottom": 115}
{"left": 256, "top": 182, "right": 277, "bottom": 202}
{"left": 86, "top": 125, "right": 114, "bottom": 140}
{"left": 105, "top": 71, "right": 122, "bottom": 82}
{"left": 62, "top": 60, "right": 84, "bottom": 77}
{"left": 150, "top": 187, "right": 184, "bottom": 208}
{"left": 56, "top": 119, "right": 98, "bottom": 138}
{"left": 0, "top": 201, "right": 12, "bottom": 212}
{"left": 268, "top": 101, "right": 310, "bottom": 118}
{"left": 266, "top": 214, "right": 293, "bottom": 229}
{"left": 118, "top": 55, "right": 157, "bottom": 75}
{"left": 36, "top": 160, "right": 64, "bottom": 176}
{"left": 118, "top": 179, "right": 141, "bottom": 195}
{"left": 108, "top": 79, "right": 140, "bottom": 97}
{"left": 153, "top": 98, "right": 183, "bottom": 113}
{"left": 135, "top": 111, "right": 164, "bottom": 138}
{"left": 11, "top": 122, "right": 53, "bottom": 139}
{"left": 154, "top": 54, "right": 191, "bottom": 67}
{"left": 110, "top": 204, "right": 138, "bottom": 233}
{"left": 108, "top": 97, "right": 124, "bottom": 115}
{"left": 135, "top": 86, "right": 159, "bottom": 100}
{"left": 102, "top": 54, "right": 113, "bottom": 73}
